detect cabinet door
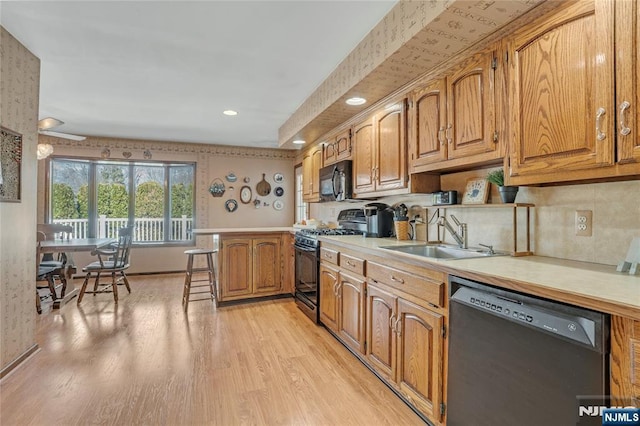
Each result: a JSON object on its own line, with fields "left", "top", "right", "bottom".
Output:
{"left": 310, "top": 147, "right": 323, "bottom": 200}
{"left": 253, "top": 237, "right": 281, "bottom": 294}
{"left": 338, "top": 271, "right": 366, "bottom": 354}
{"left": 396, "top": 298, "right": 444, "bottom": 422}
{"left": 319, "top": 264, "right": 340, "bottom": 332}
{"left": 616, "top": 0, "right": 640, "bottom": 165}
{"left": 220, "top": 238, "right": 253, "bottom": 299}
{"left": 302, "top": 151, "right": 313, "bottom": 199}
{"left": 365, "top": 283, "right": 397, "bottom": 383}
{"left": 352, "top": 117, "right": 375, "bottom": 194}
{"left": 410, "top": 79, "right": 447, "bottom": 168}
{"left": 323, "top": 141, "right": 337, "bottom": 166}
{"left": 509, "top": 0, "right": 615, "bottom": 180}
{"left": 281, "top": 233, "right": 295, "bottom": 294}
{"left": 375, "top": 101, "right": 407, "bottom": 191}
{"left": 335, "top": 129, "right": 352, "bottom": 161}
{"left": 446, "top": 49, "right": 497, "bottom": 160}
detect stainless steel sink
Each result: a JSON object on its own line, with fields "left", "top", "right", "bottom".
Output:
{"left": 379, "top": 244, "right": 504, "bottom": 260}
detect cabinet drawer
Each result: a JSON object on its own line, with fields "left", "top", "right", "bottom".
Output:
{"left": 320, "top": 247, "right": 339, "bottom": 265}
{"left": 340, "top": 253, "right": 365, "bottom": 276}
{"left": 367, "top": 261, "right": 444, "bottom": 307}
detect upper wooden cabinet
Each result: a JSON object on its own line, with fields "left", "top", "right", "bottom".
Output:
{"left": 302, "top": 145, "right": 323, "bottom": 202}
{"left": 323, "top": 129, "right": 352, "bottom": 166}
{"left": 507, "top": 0, "right": 640, "bottom": 185}
{"left": 354, "top": 100, "right": 439, "bottom": 197}
{"left": 615, "top": 0, "right": 640, "bottom": 166}
{"left": 409, "top": 48, "right": 501, "bottom": 173}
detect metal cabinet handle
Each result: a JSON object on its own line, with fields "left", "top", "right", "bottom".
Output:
{"left": 596, "top": 107, "right": 606, "bottom": 141}
{"left": 438, "top": 127, "right": 445, "bottom": 146}
{"left": 620, "top": 101, "right": 631, "bottom": 136}
{"left": 390, "top": 275, "right": 405, "bottom": 284}
{"left": 389, "top": 314, "right": 396, "bottom": 330}
{"left": 445, "top": 124, "right": 453, "bottom": 144}
{"left": 394, "top": 318, "right": 402, "bottom": 336}
{"left": 324, "top": 253, "right": 332, "bottom": 258}
{"left": 333, "top": 281, "right": 339, "bottom": 296}
{"left": 346, "top": 260, "right": 355, "bottom": 267}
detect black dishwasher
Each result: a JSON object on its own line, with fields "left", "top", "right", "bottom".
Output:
{"left": 447, "top": 276, "right": 609, "bottom": 426}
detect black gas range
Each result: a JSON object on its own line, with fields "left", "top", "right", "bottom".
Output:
{"left": 293, "top": 209, "right": 366, "bottom": 323}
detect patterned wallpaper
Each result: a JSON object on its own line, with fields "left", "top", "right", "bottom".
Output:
{"left": 278, "top": 0, "right": 547, "bottom": 146}
{"left": 0, "top": 27, "right": 41, "bottom": 371}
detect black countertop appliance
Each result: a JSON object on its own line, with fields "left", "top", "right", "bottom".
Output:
{"left": 363, "top": 202, "right": 394, "bottom": 238}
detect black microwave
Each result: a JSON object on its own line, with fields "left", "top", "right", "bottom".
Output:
{"left": 319, "top": 160, "right": 353, "bottom": 202}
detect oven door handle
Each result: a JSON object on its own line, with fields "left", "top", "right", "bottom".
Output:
{"left": 295, "top": 245, "right": 317, "bottom": 253}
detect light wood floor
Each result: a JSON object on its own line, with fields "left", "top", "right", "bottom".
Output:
{"left": 1, "top": 273, "right": 424, "bottom": 425}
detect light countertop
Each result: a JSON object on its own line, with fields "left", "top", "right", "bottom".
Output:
{"left": 192, "top": 227, "right": 294, "bottom": 235}
{"left": 319, "top": 235, "right": 640, "bottom": 320}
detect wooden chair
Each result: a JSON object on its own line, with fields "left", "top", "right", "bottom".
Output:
{"left": 77, "top": 226, "right": 133, "bottom": 304}
{"left": 37, "top": 224, "right": 74, "bottom": 298}
{"left": 36, "top": 232, "right": 60, "bottom": 313}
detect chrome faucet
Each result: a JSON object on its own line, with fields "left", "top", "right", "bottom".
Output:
{"left": 437, "top": 215, "right": 467, "bottom": 249}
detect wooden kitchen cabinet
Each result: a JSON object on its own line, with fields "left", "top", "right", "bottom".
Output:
{"left": 338, "top": 271, "right": 366, "bottom": 354}
{"left": 302, "top": 145, "right": 323, "bottom": 202}
{"left": 610, "top": 316, "right": 640, "bottom": 406}
{"left": 323, "top": 129, "right": 352, "bottom": 166}
{"left": 366, "top": 281, "right": 445, "bottom": 423}
{"left": 409, "top": 47, "right": 501, "bottom": 173}
{"left": 615, "top": 0, "right": 640, "bottom": 166}
{"left": 508, "top": 0, "right": 640, "bottom": 185}
{"left": 353, "top": 102, "right": 406, "bottom": 195}
{"left": 219, "top": 234, "right": 283, "bottom": 301}
{"left": 353, "top": 100, "right": 439, "bottom": 197}
{"left": 319, "top": 263, "right": 340, "bottom": 333}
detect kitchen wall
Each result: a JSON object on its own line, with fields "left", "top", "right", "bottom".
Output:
{"left": 37, "top": 136, "right": 296, "bottom": 273}
{"left": 0, "top": 27, "right": 40, "bottom": 373}
{"left": 310, "top": 169, "right": 640, "bottom": 267}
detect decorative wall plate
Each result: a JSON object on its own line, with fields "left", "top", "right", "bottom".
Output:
{"left": 224, "top": 199, "right": 238, "bottom": 212}
{"left": 240, "top": 185, "right": 252, "bottom": 204}
{"left": 273, "top": 200, "right": 284, "bottom": 211}
{"left": 274, "top": 186, "right": 284, "bottom": 197}
{"left": 273, "top": 173, "right": 284, "bottom": 183}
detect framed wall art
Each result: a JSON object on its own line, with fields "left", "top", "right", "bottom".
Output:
{"left": 461, "top": 177, "right": 489, "bottom": 205}
{"left": 0, "top": 127, "right": 23, "bottom": 203}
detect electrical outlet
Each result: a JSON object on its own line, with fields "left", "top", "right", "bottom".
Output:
{"left": 575, "top": 210, "right": 592, "bottom": 236}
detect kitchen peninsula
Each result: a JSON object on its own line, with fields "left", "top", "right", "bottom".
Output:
{"left": 192, "top": 228, "right": 295, "bottom": 303}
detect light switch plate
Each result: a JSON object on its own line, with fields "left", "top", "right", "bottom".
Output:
{"left": 575, "top": 210, "right": 592, "bottom": 236}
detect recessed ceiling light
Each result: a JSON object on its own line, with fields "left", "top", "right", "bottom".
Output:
{"left": 292, "top": 139, "right": 306, "bottom": 145}
{"left": 223, "top": 110, "right": 238, "bottom": 116}
{"left": 346, "top": 97, "right": 366, "bottom": 106}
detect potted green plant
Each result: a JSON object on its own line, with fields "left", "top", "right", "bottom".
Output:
{"left": 486, "top": 169, "right": 519, "bottom": 203}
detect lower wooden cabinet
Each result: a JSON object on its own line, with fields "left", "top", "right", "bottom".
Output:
{"left": 610, "top": 316, "right": 640, "bottom": 406}
{"left": 366, "top": 281, "right": 445, "bottom": 422}
{"left": 338, "top": 271, "right": 366, "bottom": 354}
{"left": 219, "top": 234, "right": 283, "bottom": 302}
{"left": 319, "top": 263, "right": 339, "bottom": 332}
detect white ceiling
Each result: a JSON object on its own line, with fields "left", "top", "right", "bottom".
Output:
{"left": 0, "top": 1, "right": 396, "bottom": 148}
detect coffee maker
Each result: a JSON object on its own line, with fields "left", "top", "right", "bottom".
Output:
{"left": 363, "top": 202, "right": 394, "bottom": 238}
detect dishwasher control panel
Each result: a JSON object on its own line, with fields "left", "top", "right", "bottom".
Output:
{"left": 452, "top": 286, "right": 597, "bottom": 348}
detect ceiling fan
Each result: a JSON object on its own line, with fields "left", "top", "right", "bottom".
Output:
{"left": 38, "top": 117, "right": 86, "bottom": 141}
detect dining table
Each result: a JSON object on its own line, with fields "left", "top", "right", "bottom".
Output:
{"left": 38, "top": 237, "right": 115, "bottom": 308}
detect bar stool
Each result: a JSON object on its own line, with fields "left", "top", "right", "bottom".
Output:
{"left": 182, "top": 248, "right": 217, "bottom": 310}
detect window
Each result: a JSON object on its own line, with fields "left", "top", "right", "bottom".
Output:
{"left": 295, "top": 165, "right": 307, "bottom": 223}
{"left": 49, "top": 158, "right": 195, "bottom": 244}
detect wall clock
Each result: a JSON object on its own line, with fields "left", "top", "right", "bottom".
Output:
{"left": 239, "top": 185, "right": 252, "bottom": 204}
{"left": 461, "top": 178, "right": 489, "bottom": 204}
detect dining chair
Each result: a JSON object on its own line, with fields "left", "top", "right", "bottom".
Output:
{"left": 37, "top": 224, "right": 74, "bottom": 296}
{"left": 77, "top": 226, "right": 133, "bottom": 304}
{"left": 36, "top": 231, "right": 61, "bottom": 312}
